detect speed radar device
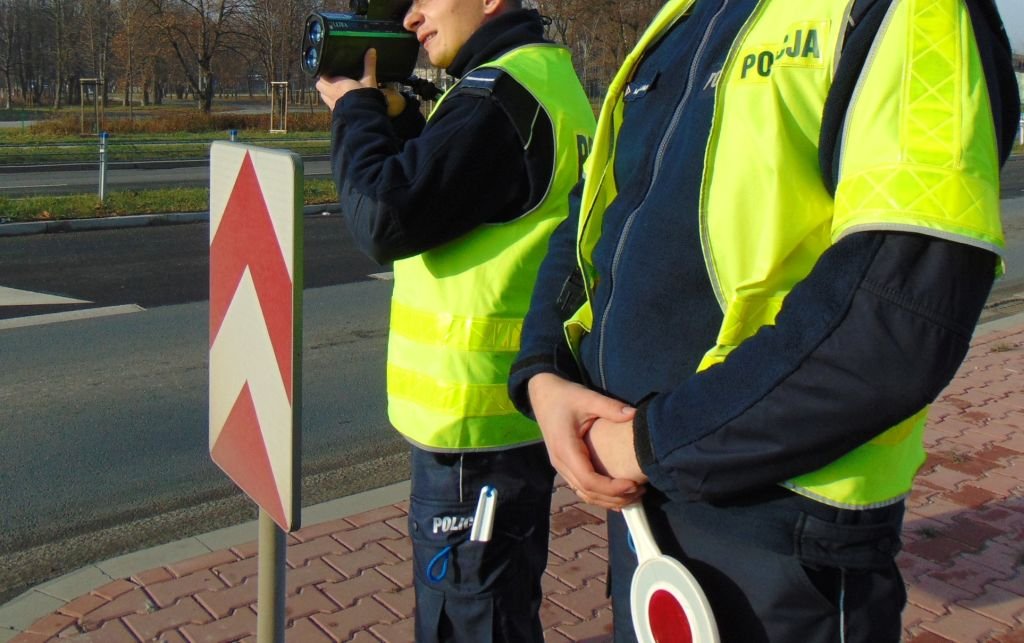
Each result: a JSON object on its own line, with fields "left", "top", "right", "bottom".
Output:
{"left": 301, "top": 0, "right": 419, "bottom": 82}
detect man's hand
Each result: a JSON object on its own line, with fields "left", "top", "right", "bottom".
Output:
{"left": 528, "top": 373, "right": 644, "bottom": 509}
{"left": 585, "top": 418, "right": 648, "bottom": 482}
{"left": 315, "top": 49, "right": 405, "bottom": 116}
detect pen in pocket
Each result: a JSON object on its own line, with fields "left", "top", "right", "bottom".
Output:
{"left": 470, "top": 485, "right": 497, "bottom": 542}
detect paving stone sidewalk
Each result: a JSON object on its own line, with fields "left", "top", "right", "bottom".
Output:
{"left": 4, "top": 319, "right": 1024, "bottom": 643}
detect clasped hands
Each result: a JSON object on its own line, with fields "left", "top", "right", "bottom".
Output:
{"left": 528, "top": 373, "right": 648, "bottom": 510}
{"left": 315, "top": 49, "right": 406, "bottom": 117}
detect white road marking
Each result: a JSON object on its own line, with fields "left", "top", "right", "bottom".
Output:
{"left": 0, "top": 304, "right": 144, "bottom": 330}
{"left": 0, "top": 286, "right": 90, "bottom": 306}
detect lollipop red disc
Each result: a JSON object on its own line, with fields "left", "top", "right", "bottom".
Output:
{"left": 649, "top": 588, "right": 693, "bottom": 643}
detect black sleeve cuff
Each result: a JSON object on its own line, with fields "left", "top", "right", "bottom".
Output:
{"left": 633, "top": 393, "right": 678, "bottom": 494}
{"left": 340, "top": 86, "right": 387, "bottom": 106}
{"left": 508, "top": 356, "right": 559, "bottom": 419}
{"left": 508, "top": 343, "right": 584, "bottom": 418}
{"left": 633, "top": 394, "right": 658, "bottom": 470}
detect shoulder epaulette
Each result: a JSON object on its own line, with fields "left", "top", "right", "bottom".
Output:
{"left": 452, "top": 68, "right": 541, "bottom": 148}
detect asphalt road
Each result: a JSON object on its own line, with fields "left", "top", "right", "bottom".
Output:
{"left": 0, "top": 215, "right": 380, "bottom": 318}
{"left": 0, "top": 216, "right": 407, "bottom": 604}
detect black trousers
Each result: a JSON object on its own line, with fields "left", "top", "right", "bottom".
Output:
{"left": 607, "top": 488, "right": 907, "bottom": 643}
{"left": 408, "top": 442, "right": 555, "bottom": 643}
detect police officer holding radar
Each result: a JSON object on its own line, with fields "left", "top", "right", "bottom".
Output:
{"left": 509, "top": 0, "right": 1019, "bottom": 641}
{"left": 315, "top": 0, "right": 595, "bottom": 640}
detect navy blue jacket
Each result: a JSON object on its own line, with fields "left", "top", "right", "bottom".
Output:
{"left": 328, "top": 10, "right": 554, "bottom": 264}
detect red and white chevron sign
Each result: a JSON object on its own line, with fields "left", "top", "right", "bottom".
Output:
{"left": 209, "top": 142, "right": 303, "bottom": 532}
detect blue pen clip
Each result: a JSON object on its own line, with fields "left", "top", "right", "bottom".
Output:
{"left": 470, "top": 485, "right": 497, "bottom": 542}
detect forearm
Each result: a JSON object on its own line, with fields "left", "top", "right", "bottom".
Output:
{"left": 331, "top": 89, "right": 530, "bottom": 263}
{"left": 329, "top": 89, "right": 413, "bottom": 263}
{"left": 636, "top": 232, "right": 996, "bottom": 501}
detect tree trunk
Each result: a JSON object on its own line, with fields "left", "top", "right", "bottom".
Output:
{"left": 200, "top": 67, "right": 213, "bottom": 113}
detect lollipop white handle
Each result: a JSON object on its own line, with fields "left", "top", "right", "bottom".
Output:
{"left": 622, "top": 504, "right": 662, "bottom": 562}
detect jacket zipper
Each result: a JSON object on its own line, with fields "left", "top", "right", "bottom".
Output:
{"left": 596, "top": 0, "right": 731, "bottom": 389}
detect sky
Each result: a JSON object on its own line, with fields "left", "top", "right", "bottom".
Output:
{"left": 994, "top": 0, "right": 1024, "bottom": 52}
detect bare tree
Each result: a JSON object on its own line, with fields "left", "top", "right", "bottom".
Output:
{"left": 0, "top": 0, "right": 17, "bottom": 109}
{"left": 0, "top": 0, "right": 92, "bottom": 109}
{"left": 46, "top": 0, "right": 75, "bottom": 108}
{"left": 16, "top": 1, "right": 41, "bottom": 105}
{"left": 146, "top": 0, "right": 245, "bottom": 112}
{"left": 531, "top": 0, "right": 659, "bottom": 99}
{"left": 0, "top": 0, "right": 665, "bottom": 113}
{"left": 239, "top": 0, "right": 314, "bottom": 90}
{"left": 81, "top": 0, "right": 114, "bottom": 106}
{"left": 604, "top": 0, "right": 661, "bottom": 67}
{"left": 112, "top": 0, "right": 148, "bottom": 116}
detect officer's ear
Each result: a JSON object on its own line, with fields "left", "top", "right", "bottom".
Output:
{"left": 482, "top": 0, "right": 507, "bottom": 18}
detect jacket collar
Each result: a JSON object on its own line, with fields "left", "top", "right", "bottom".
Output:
{"left": 447, "top": 9, "right": 548, "bottom": 79}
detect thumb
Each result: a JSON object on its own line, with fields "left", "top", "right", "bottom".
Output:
{"left": 583, "top": 390, "right": 636, "bottom": 421}
{"left": 362, "top": 48, "right": 378, "bottom": 87}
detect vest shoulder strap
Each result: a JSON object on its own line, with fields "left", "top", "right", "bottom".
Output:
{"left": 818, "top": 0, "right": 1020, "bottom": 196}
{"left": 818, "top": 0, "right": 891, "bottom": 196}
{"left": 452, "top": 67, "right": 541, "bottom": 148}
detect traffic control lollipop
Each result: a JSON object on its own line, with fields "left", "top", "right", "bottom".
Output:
{"left": 622, "top": 504, "right": 719, "bottom": 643}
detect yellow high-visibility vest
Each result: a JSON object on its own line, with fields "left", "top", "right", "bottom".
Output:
{"left": 388, "top": 44, "right": 597, "bottom": 450}
{"left": 568, "top": 0, "right": 1004, "bottom": 508}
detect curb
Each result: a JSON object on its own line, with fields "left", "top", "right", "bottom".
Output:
{"left": 0, "top": 204, "right": 341, "bottom": 238}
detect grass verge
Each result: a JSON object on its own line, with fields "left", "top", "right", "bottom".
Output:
{"left": 0, "top": 179, "right": 339, "bottom": 223}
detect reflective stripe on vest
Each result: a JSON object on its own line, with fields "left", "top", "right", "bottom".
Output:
{"left": 568, "top": 0, "right": 1004, "bottom": 507}
{"left": 390, "top": 300, "right": 522, "bottom": 352}
{"left": 388, "top": 44, "right": 597, "bottom": 450}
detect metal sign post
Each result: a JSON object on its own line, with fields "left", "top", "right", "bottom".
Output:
{"left": 258, "top": 511, "right": 287, "bottom": 641}
{"left": 209, "top": 142, "right": 304, "bottom": 643}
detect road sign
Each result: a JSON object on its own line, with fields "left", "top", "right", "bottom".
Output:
{"left": 209, "top": 142, "right": 303, "bottom": 532}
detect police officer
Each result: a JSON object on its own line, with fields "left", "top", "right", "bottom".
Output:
{"left": 316, "top": 0, "right": 595, "bottom": 640}
{"left": 510, "top": 0, "right": 1019, "bottom": 641}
